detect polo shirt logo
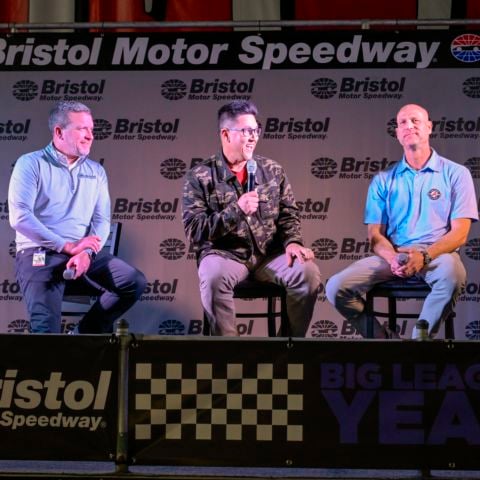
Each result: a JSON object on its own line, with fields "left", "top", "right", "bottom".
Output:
{"left": 78, "top": 174, "right": 96, "bottom": 179}
{"left": 428, "top": 188, "right": 441, "bottom": 200}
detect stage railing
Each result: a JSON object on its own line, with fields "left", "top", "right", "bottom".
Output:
{"left": 2, "top": 18, "right": 480, "bottom": 32}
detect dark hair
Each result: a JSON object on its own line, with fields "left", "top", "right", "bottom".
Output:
{"left": 217, "top": 100, "right": 258, "bottom": 130}
{"left": 48, "top": 101, "right": 92, "bottom": 134}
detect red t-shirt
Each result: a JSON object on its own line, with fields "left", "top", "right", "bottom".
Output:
{"left": 228, "top": 164, "right": 247, "bottom": 186}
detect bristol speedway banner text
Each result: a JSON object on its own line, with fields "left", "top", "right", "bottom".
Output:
{"left": 0, "top": 31, "right": 478, "bottom": 70}
{"left": 0, "top": 335, "right": 117, "bottom": 460}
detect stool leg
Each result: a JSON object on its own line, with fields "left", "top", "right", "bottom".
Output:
{"left": 202, "top": 312, "right": 210, "bottom": 336}
{"left": 280, "top": 294, "right": 289, "bottom": 337}
{"left": 267, "top": 296, "right": 276, "bottom": 337}
{"left": 388, "top": 297, "right": 397, "bottom": 335}
{"left": 365, "top": 293, "right": 374, "bottom": 338}
{"left": 445, "top": 312, "right": 455, "bottom": 340}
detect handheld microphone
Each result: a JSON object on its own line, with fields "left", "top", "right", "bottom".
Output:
{"left": 246, "top": 159, "right": 257, "bottom": 192}
{"left": 396, "top": 253, "right": 409, "bottom": 266}
{"left": 63, "top": 268, "right": 76, "bottom": 280}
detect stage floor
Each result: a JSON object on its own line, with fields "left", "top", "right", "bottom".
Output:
{"left": 0, "top": 462, "right": 479, "bottom": 480}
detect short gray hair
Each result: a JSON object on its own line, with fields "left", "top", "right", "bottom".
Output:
{"left": 48, "top": 101, "right": 92, "bottom": 134}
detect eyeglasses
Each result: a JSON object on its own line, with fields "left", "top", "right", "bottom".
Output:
{"left": 226, "top": 127, "right": 262, "bottom": 137}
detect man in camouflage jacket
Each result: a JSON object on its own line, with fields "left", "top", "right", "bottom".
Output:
{"left": 182, "top": 100, "right": 321, "bottom": 336}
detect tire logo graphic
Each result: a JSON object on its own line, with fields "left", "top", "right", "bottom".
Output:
{"left": 160, "top": 158, "right": 187, "bottom": 180}
{"left": 462, "top": 77, "right": 480, "bottom": 98}
{"left": 310, "top": 319, "right": 338, "bottom": 338}
{"left": 311, "top": 238, "right": 338, "bottom": 260}
{"left": 12, "top": 80, "right": 38, "bottom": 101}
{"left": 311, "top": 78, "right": 337, "bottom": 99}
{"left": 464, "top": 157, "right": 480, "bottom": 179}
{"left": 159, "top": 238, "right": 186, "bottom": 260}
{"left": 387, "top": 118, "right": 398, "bottom": 138}
{"left": 8, "top": 319, "right": 29, "bottom": 333}
{"left": 466, "top": 320, "right": 480, "bottom": 340}
{"left": 93, "top": 119, "right": 112, "bottom": 140}
{"left": 311, "top": 158, "right": 337, "bottom": 179}
{"left": 9, "top": 241, "right": 16, "bottom": 258}
{"left": 158, "top": 319, "right": 185, "bottom": 335}
{"left": 161, "top": 79, "right": 187, "bottom": 100}
{"left": 464, "top": 238, "right": 480, "bottom": 261}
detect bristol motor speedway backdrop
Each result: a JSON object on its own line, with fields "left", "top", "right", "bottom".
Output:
{"left": 0, "top": 30, "right": 479, "bottom": 338}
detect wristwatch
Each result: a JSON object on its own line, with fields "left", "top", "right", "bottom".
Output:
{"left": 422, "top": 251, "right": 432, "bottom": 266}
{"left": 84, "top": 248, "right": 97, "bottom": 260}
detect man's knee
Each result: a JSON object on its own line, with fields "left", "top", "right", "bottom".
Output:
{"left": 302, "top": 261, "right": 321, "bottom": 294}
{"left": 431, "top": 254, "right": 466, "bottom": 295}
{"left": 132, "top": 269, "right": 147, "bottom": 297}
{"left": 198, "top": 258, "right": 239, "bottom": 292}
{"left": 200, "top": 271, "right": 232, "bottom": 294}
{"left": 115, "top": 262, "right": 147, "bottom": 299}
{"left": 325, "top": 272, "right": 342, "bottom": 305}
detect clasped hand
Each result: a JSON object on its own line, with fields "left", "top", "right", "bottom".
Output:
{"left": 391, "top": 248, "right": 424, "bottom": 277}
{"left": 286, "top": 243, "right": 315, "bottom": 267}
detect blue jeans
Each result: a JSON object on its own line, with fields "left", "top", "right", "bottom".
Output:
{"left": 16, "top": 248, "right": 147, "bottom": 334}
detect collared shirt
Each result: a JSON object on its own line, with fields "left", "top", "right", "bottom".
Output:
{"left": 364, "top": 149, "right": 478, "bottom": 247}
{"left": 182, "top": 152, "right": 304, "bottom": 263}
{"left": 8, "top": 142, "right": 111, "bottom": 252}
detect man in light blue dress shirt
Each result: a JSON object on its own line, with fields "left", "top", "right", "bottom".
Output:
{"left": 326, "top": 104, "right": 478, "bottom": 339}
{"left": 8, "top": 101, "right": 146, "bottom": 334}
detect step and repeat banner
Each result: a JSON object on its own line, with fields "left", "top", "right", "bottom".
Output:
{"left": 0, "top": 30, "right": 479, "bottom": 338}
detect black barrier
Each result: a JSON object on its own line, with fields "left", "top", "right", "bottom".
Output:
{"left": 129, "top": 337, "right": 480, "bottom": 470}
{"left": 0, "top": 334, "right": 118, "bottom": 461}
{"left": 2, "top": 334, "right": 480, "bottom": 472}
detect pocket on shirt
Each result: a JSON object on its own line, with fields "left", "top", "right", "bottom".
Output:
{"left": 257, "top": 183, "right": 280, "bottom": 219}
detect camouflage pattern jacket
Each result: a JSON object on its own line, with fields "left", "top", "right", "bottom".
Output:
{"left": 182, "top": 152, "right": 304, "bottom": 264}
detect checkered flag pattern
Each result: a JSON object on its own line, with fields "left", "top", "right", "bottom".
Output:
{"left": 134, "top": 362, "right": 303, "bottom": 442}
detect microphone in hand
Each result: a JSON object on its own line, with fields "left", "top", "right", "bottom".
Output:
{"left": 246, "top": 159, "right": 257, "bottom": 192}
{"left": 396, "top": 252, "right": 409, "bottom": 266}
{"left": 63, "top": 267, "right": 76, "bottom": 280}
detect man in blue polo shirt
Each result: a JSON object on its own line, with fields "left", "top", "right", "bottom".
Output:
{"left": 326, "top": 103, "right": 478, "bottom": 339}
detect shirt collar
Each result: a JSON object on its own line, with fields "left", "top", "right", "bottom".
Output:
{"left": 47, "top": 142, "right": 86, "bottom": 167}
{"left": 398, "top": 148, "right": 441, "bottom": 174}
{"left": 218, "top": 151, "right": 239, "bottom": 181}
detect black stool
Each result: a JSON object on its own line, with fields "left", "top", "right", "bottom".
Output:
{"left": 203, "top": 278, "right": 290, "bottom": 337}
{"left": 61, "top": 222, "right": 122, "bottom": 326}
{"left": 365, "top": 277, "right": 455, "bottom": 339}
